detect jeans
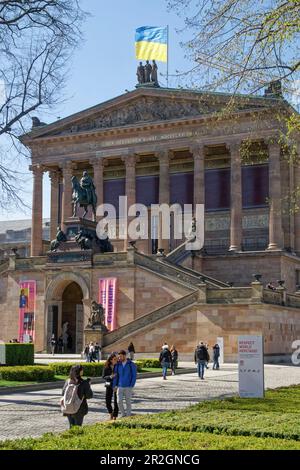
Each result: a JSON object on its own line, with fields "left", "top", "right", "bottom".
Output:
{"left": 197, "top": 360, "right": 206, "bottom": 378}
{"left": 105, "top": 386, "right": 119, "bottom": 417}
{"left": 162, "top": 362, "right": 170, "bottom": 378}
{"left": 117, "top": 387, "right": 133, "bottom": 417}
{"left": 213, "top": 358, "right": 220, "bottom": 370}
{"left": 67, "top": 414, "right": 84, "bottom": 428}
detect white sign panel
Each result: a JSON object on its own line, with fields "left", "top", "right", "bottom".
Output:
{"left": 238, "top": 335, "right": 264, "bottom": 398}
{"left": 217, "top": 337, "right": 224, "bottom": 364}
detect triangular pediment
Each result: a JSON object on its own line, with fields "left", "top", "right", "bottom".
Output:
{"left": 24, "top": 87, "right": 282, "bottom": 141}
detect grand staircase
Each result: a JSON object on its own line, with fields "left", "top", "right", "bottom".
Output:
{"left": 103, "top": 290, "right": 199, "bottom": 348}
{"left": 134, "top": 251, "right": 229, "bottom": 289}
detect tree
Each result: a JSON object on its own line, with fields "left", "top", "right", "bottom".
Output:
{"left": 0, "top": 0, "right": 87, "bottom": 209}
{"left": 167, "top": 0, "right": 300, "bottom": 95}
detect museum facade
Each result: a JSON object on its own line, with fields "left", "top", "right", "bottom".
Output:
{"left": 1, "top": 85, "right": 300, "bottom": 360}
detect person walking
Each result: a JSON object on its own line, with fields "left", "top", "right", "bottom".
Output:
{"left": 61, "top": 365, "right": 93, "bottom": 428}
{"left": 58, "top": 335, "right": 64, "bottom": 354}
{"left": 159, "top": 344, "right": 172, "bottom": 380}
{"left": 194, "top": 342, "right": 209, "bottom": 379}
{"left": 213, "top": 343, "right": 220, "bottom": 370}
{"left": 128, "top": 342, "right": 135, "bottom": 361}
{"left": 83, "top": 344, "right": 90, "bottom": 362}
{"left": 103, "top": 353, "right": 119, "bottom": 420}
{"left": 95, "top": 343, "right": 101, "bottom": 362}
{"left": 50, "top": 334, "right": 56, "bottom": 356}
{"left": 89, "top": 342, "right": 96, "bottom": 363}
{"left": 205, "top": 343, "right": 210, "bottom": 369}
{"left": 113, "top": 350, "right": 137, "bottom": 418}
{"left": 170, "top": 345, "right": 178, "bottom": 375}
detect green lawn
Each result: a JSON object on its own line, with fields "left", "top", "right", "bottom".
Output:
{"left": 1, "top": 386, "right": 300, "bottom": 450}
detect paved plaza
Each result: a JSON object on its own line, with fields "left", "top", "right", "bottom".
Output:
{"left": 1, "top": 364, "right": 300, "bottom": 442}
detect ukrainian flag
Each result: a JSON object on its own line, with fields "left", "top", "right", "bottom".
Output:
{"left": 135, "top": 26, "right": 168, "bottom": 63}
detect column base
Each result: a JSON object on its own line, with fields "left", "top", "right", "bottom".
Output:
{"left": 228, "top": 245, "right": 240, "bottom": 252}
{"left": 267, "top": 243, "right": 281, "bottom": 251}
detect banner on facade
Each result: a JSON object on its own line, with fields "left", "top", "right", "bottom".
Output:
{"left": 18, "top": 281, "right": 36, "bottom": 343}
{"left": 238, "top": 335, "right": 264, "bottom": 398}
{"left": 99, "top": 278, "right": 117, "bottom": 331}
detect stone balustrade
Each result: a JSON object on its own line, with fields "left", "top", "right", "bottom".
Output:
{"left": 103, "top": 291, "right": 199, "bottom": 347}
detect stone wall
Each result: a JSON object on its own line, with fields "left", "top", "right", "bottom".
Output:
{"left": 134, "top": 267, "right": 191, "bottom": 318}
{"left": 103, "top": 302, "right": 300, "bottom": 362}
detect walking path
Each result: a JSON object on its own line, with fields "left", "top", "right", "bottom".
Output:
{"left": 1, "top": 364, "right": 300, "bottom": 442}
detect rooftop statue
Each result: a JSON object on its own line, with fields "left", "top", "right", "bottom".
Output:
{"left": 71, "top": 171, "right": 97, "bottom": 221}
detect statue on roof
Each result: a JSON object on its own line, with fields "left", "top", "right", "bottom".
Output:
{"left": 137, "top": 62, "right": 145, "bottom": 84}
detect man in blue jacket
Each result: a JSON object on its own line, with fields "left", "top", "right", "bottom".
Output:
{"left": 113, "top": 350, "right": 137, "bottom": 417}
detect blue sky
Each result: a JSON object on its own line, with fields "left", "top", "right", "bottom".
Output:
{"left": 1, "top": 0, "right": 190, "bottom": 221}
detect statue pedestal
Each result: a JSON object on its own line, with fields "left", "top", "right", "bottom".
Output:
{"left": 84, "top": 327, "right": 104, "bottom": 349}
{"left": 64, "top": 217, "right": 97, "bottom": 241}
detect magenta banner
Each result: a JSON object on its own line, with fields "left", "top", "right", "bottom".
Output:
{"left": 18, "top": 281, "right": 36, "bottom": 343}
{"left": 99, "top": 278, "right": 117, "bottom": 331}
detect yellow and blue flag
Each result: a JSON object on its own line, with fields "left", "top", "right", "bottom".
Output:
{"left": 135, "top": 26, "right": 168, "bottom": 63}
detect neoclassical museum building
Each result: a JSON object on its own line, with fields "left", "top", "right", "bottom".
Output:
{"left": 1, "top": 84, "right": 300, "bottom": 361}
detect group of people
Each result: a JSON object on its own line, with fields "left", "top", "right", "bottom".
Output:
{"left": 50, "top": 333, "right": 73, "bottom": 355}
{"left": 159, "top": 344, "right": 178, "bottom": 379}
{"left": 194, "top": 342, "right": 221, "bottom": 379}
{"left": 60, "top": 340, "right": 222, "bottom": 429}
{"left": 61, "top": 349, "right": 137, "bottom": 427}
{"left": 83, "top": 342, "right": 102, "bottom": 362}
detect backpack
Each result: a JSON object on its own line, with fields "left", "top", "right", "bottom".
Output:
{"left": 60, "top": 380, "right": 83, "bottom": 415}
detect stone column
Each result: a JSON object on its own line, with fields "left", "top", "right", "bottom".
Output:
{"left": 49, "top": 170, "right": 60, "bottom": 241}
{"left": 228, "top": 141, "right": 242, "bottom": 251}
{"left": 158, "top": 149, "right": 170, "bottom": 253}
{"left": 30, "top": 164, "right": 43, "bottom": 257}
{"left": 90, "top": 158, "right": 104, "bottom": 220}
{"left": 123, "top": 154, "right": 136, "bottom": 251}
{"left": 191, "top": 144, "right": 205, "bottom": 210}
{"left": 61, "top": 161, "right": 73, "bottom": 231}
{"left": 268, "top": 142, "right": 284, "bottom": 250}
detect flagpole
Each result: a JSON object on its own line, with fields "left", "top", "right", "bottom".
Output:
{"left": 167, "top": 25, "right": 169, "bottom": 88}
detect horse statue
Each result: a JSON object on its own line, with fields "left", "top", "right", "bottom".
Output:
{"left": 71, "top": 171, "right": 97, "bottom": 221}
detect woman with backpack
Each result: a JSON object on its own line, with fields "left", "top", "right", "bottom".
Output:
{"left": 170, "top": 345, "right": 178, "bottom": 375}
{"left": 61, "top": 365, "right": 93, "bottom": 428}
{"left": 102, "top": 353, "right": 119, "bottom": 420}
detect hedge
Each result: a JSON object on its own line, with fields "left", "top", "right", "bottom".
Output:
{"left": 135, "top": 359, "right": 161, "bottom": 369}
{"left": 49, "top": 362, "right": 105, "bottom": 377}
{"left": 3, "top": 344, "right": 34, "bottom": 366}
{"left": 0, "top": 366, "right": 55, "bottom": 382}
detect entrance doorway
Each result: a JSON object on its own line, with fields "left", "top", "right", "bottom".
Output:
{"left": 61, "top": 282, "right": 83, "bottom": 354}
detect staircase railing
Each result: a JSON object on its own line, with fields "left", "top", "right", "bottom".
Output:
{"left": 102, "top": 290, "right": 199, "bottom": 347}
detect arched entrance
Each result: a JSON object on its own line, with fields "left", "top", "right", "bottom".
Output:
{"left": 61, "top": 282, "right": 83, "bottom": 354}
{"left": 45, "top": 272, "right": 90, "bottom": 354}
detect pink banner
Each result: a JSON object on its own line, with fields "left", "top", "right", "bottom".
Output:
{"left": 19, "top": 281, "right": 36, "bottom": 343}
{"left": 99, "top": 278, "right": 117, "bottom": 331}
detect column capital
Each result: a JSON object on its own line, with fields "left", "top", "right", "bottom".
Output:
{"left": 226, "top": 140, "right": 243, "bottom": 153}
{"left": 121, "top": 154, "right": 138, "bottom": 167}
{"left": 267, "top": 140, "right": 281, "bottom": 154}
{"left": 190, "top": 143, "right": 205, "bottom": 159}
{"left": 90, "top": 157, "right": 104, "bottom": 168}
{"left": 29, "top": 164, "right": 44, "bottom": 176}
{"left": 156, "top": 149, "right": 171, "bottom": 164}
{"left": 62, "top": 160, "right": 74, "bottom": 172}
{"left": 49, "top": 169, "right": 60, "bottom": 183}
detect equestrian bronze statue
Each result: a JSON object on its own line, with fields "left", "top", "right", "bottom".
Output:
{"left": 71, "top": 171, "right": 97, "bottom": 221}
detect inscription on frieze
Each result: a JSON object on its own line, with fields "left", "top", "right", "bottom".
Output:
{"left": 205, "top": 217, "right": 230, "bottom": 231}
